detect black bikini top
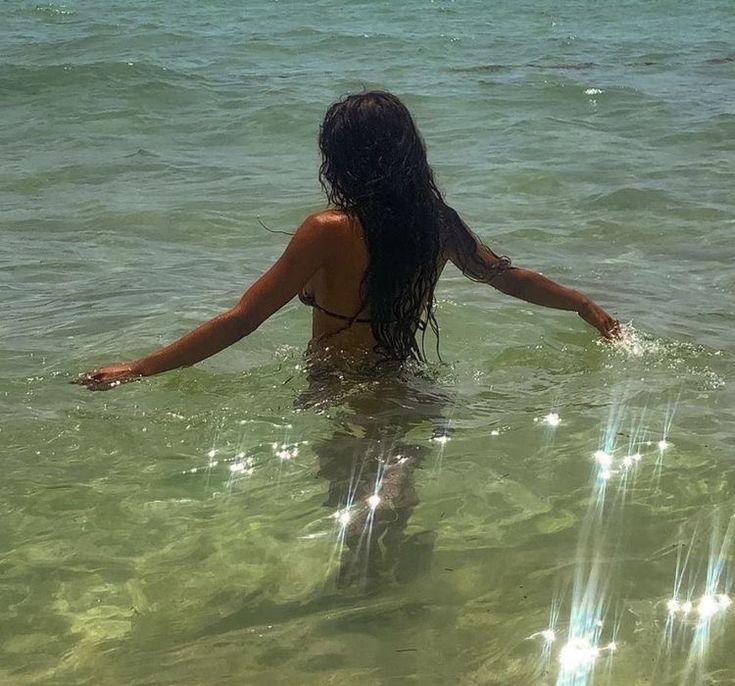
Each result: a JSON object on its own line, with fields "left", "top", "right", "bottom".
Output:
{"left": 299, "top": 291, "right": 371, "bottom": 324}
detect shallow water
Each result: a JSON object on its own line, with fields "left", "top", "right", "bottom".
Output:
{"left": 2, "top": 1, "right": 735, "bottom": 684}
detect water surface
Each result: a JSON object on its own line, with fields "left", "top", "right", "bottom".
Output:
{"left": 2, "top": 1, "right": 734, "bottom": 683}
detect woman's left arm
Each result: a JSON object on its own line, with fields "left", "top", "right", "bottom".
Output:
{"left": 76, "top": 213, "right": 334, "bottom": 390}
{"left": 490, "top": 267, "right": 621, "bottom": 339}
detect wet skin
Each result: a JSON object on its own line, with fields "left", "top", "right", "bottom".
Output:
{"left": 76, "top": 209, "right": 620, "bottom": 390}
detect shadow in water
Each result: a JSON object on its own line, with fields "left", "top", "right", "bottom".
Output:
{"left": 195, "top": 365, "right": 454, "bottom": 640}
{"left": 300, "top": 363, "right": 452, "bottom": 591}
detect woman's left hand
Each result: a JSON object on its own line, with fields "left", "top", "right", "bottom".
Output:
{"left": 74, "top": 363, "right": 141, "bottom": 391}
{"left": 578, "top": 300, "right": 621, "bottom": 340}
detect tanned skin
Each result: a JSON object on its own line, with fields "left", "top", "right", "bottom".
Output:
{"left": 76, "top": 210, "right": 619, "bottom": 390}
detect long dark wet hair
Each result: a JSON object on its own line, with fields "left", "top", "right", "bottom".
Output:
{"left": 319, "top": 91, "right": 507, "bottom": 362}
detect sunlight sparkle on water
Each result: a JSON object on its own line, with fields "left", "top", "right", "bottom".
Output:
{"left": 541, "top": 629, "right": 556, "bottom": 643}
{"left": 432, "top": 434, "right": 450, "bottom": 445}
{"left": 698, "top": 595, "right": 719, "bottom": 619}
{"left": 667, "top": 598, "right": 681, "bottom": 615}
{"left": 667, "top": 595, "right": 730, "bottom": 619}
{"left": 594, "top": 450, "right": 613, "bottom": 469}
{"left": 622, "top": 452, "right": 642, "bottom": 468}
{"left": 333, "top": 509, "right": 351, "bottom": 527}
{"left": 544, "top": 412, "right": 561, "bottom": 427}
{"left": 658, "top": 439, "right": 670, "bottom": 451}
{"left": 229, "top": 455, "right": 254, "bottom": 475}
{"left": 559, "top": 637, "right": 600, "bottom": 671}
{"left": 367, "top": 494, "right": 381, "bottom": 510}
{"left": 273, "top": 443, "right": 299, "bottom": 461}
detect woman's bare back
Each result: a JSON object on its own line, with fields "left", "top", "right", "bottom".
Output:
{"left": 299, "top": 211, "right": 376, "bottom": 355}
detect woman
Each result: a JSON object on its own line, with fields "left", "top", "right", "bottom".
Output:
{"left": 77, "top": 91, "right": 619, "bottom": 390}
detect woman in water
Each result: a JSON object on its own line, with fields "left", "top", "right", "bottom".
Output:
{"left": 77, "top": 91, "right": 619, "bottom": 390}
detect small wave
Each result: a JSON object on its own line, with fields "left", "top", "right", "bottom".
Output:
{"left": 528, "top": 61, "right": 597, "bottom": 70}
{"left": 584, "top": 187, "right": 680, "bottom": 211}
{"left": 32, "top": 3, "right": 75, "bottom": 18}
{"left": 0, "top": 61, "right": 205, "bottom": 99}
{"left": 705, "top": 54, "right": 735, "bottom": 65}
{"left": 124, "top": 148, "right": 160, "bottom": 159}
{"left": 449, "top": 64, "right": 511, "bottom": 73}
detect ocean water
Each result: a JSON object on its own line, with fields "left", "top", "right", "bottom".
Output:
{"left": 2, "top": 0, "right": 734, "bottom": 683}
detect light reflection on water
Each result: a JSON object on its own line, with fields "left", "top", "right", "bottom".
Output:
{"left": 2, "top": 327, "right": 732, "bottom": 685}
{"left": 520, "top": 390, "right": 734, "bottom": 686}
{"left": 166, "top": 366, "right": 734, "bottom": 685}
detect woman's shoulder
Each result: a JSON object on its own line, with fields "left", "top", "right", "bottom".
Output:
{"left": 300, "top": 210, "right": 362, "bottom": 244}
{"left": 305, "top": 209, "right": 353, "bottom": 230}
{"left": 287, "top": 211, "right": 362, "bottom": 264}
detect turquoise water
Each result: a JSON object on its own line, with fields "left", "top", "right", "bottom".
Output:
{"left": 2, "top": 1, "right": 735, "bottom": 683}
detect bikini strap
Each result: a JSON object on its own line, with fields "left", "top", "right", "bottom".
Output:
{"left": 299, "top": 291, "right": 371, "bottom": 324}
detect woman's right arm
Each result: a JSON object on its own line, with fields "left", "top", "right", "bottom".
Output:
{"left": 76, "top": 212, "right": 337, "bottom": 390}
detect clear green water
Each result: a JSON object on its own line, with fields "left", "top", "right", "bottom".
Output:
{"left": 2, "top": 1, "right": 734, "bottom": 684}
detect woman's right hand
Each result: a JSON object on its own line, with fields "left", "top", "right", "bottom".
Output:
{"left": 578, "top": 299, "right": 621, "bottom": 340}
{"left": 74, "top": 363, "right": 142, "bottom": 391}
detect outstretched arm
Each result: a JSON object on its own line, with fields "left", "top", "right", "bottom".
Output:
{"left": 76, "top": 213, "right": 333, "bottom": 390}
{"left": 488, "top": 267, "right": 620, "bottom": 338}
{"left": 444, "top": 216, "right": 620, "bottom": 339}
